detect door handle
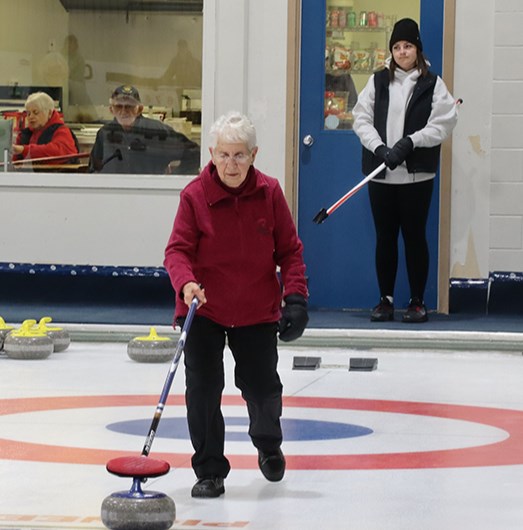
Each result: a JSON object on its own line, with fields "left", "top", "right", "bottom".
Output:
{"left": 303, "top": 134, "right": 314, "bottom": 147}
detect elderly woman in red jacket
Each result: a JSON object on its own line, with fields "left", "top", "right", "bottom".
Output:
{"left": 164, "top": 111, "right": 308, "bottom": 499}
{"left": 13, "top": 91, "right": 78, "bottom": 163}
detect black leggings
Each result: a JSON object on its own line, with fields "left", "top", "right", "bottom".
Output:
{"left": 368, "top": 179, "right": 434, "bottom": 301}
{"left": 182, "top": 316, "right": 282, "bottom": 479}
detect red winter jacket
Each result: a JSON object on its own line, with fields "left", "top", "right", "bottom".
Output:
{"left": 15, "top": 110, "right": 78, "bottom": 162}
{"left": 164, "top": 161, "right": 308, "bottom": 327}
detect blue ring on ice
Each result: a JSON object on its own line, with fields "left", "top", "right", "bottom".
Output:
{"left": 106, "top": 416, "right": 373, "bottom": 441}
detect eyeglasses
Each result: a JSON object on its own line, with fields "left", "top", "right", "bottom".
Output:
{"left": 112, "top": 104, "right": 138, "bottom": 112}
{"left": 213, "top": 151, "right": 252, "bottom": 164}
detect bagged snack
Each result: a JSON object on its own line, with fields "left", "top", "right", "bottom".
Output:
{"left": 352, "top": 50, "right": 371, "bottom": 72}
{"left": 332, "top": 45, "right": 351, "bottom": 71}
{"left": 373, "top": 48, "right": 387, "bottom": 70}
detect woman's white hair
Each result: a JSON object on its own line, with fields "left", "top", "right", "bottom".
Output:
{"left": 209, "top": 111, "right": 257, "bottom": 150}
{"left": 25, "top": 92, "right": 55, "bottom": 114}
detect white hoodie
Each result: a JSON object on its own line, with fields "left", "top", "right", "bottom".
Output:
{"left": 352, "top": 60, "right": 458, "bottom": 185}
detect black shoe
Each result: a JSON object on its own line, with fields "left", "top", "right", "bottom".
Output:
{"left": 370, "top": 297, "right": 394, "bottom": 322}
{"left": 258, "top": 448, "right": 286, "bottom": 482}
{"left": 402, "top": 298, "right": 428, "bottom": 323}
{"left": 191, "top": 477, "right": 225, "bottom": 498}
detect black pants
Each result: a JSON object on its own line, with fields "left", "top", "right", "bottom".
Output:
{"left": 182, "top": 316, "right": 283, "bottom": 479}
{"left": 368, "top": 179, "right": 434, "bottom": 301}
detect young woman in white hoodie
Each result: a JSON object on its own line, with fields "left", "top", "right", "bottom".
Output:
{"left": 352, "top": 18, "right": 458, "bottom": 323}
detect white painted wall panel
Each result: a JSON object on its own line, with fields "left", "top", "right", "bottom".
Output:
{"left": 490, "top": 216, "right": 523, "bottom": 249}
{"left": 0, "top": 174, "right": 191, "bottom": 266}
{"left": 493, "top": 48, "right": 523, "bottom": 79}
{"left": 490, "top": 183, "right": 523, "bottom": 215}
{"left": 451, "top": 0, "right": 523, "bottom": 276}
{"left": 451, "top": 0, "right": 495, "bottom": 278}
{"left": 493, "top": 82, "right": 523, "bottom": 114}
{"left": 490, "top": 249, "right": 523, "bottom": 271}
{"left": 491, "top": 149, "right": 523, "bottom": 182}
{"left": 492, "top": 116, "right": 523, "bottom": 149}
{"left": 201, "top": 0, "right": 288, "bottom": 184}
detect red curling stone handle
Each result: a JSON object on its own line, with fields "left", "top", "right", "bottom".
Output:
{"left": 106, "top": 455, "right": 170, "bottom": 478}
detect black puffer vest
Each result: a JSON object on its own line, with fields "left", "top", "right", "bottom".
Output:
{"left": 362, "top": 68, "right": 440, "bottom": 177}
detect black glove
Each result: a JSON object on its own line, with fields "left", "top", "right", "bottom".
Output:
{"left": 385, "top": 137, "right": 414, "bottom": 170}
{"left": 278, "top": 294, "right": 309, "bottom": 342}
{"left": 374, "top": 144, "right": 391, "bottom": 163}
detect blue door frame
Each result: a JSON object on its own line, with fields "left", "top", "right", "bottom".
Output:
{"left": 298, "top": 0, "right": 445, "bottom": 310}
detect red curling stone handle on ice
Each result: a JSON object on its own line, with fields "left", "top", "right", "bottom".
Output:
{"left": 106, "top": 455, "right": 170, "bottom": 479}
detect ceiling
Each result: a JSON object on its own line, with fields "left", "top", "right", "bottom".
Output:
{"left": 59, "top": 0, "right": 203, "bottom": 12}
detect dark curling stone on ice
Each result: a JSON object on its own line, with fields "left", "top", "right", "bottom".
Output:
{"left": 102, "top": 457, "right": 175, "bottom": 530}
{"left": 127, "top": 327, "right": 177, "bottom": 363}
{"left": 3, "top": 319, "right": 54, "bottom": 360}
{"left": 36, "top": 316, "right": 71, "bottom": 352}
{"left": 101, "top": 486, "right": 176, "bottom": 530}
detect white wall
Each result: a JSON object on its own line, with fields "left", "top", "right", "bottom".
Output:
{"left": 0, "top": 174, "right": 192, "bottom": 266}
{"left": 201, "top": 0, "right": 288, "bottom": 184}
{"left": 450, "top": 0, "right": 494, "bottom": 278}
{"left": 490, "top": 0, "right": 523, "bottom": 271}
{"left": 451, "top": 0, "right": 523, "bottom": 278}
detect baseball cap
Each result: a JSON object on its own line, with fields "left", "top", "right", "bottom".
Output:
{"left": 110, "top": 85, "right": 141, "bottom": 104}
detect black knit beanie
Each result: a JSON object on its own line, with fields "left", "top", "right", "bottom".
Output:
{"left": 389, "top": 18, "right": 423, "bottom": 52}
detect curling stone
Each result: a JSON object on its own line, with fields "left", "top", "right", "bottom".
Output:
{"left": 127, "top": 327, "right": 176, "bottom": 363}
{"left": 0, "top": 317, "right": 14, "bottom": 351}
{"left": 36, "top": 316, "right": 71, "bottom": 352}
{"left": 3, "top": 319, "right": 54, "bottom": 360}
{"left": 102, "top": 456, "right": 175, "bottom": 530}
{"left": 101, "top": 480, "right": 176, "bottom": 530}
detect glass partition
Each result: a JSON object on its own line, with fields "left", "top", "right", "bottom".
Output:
{"left": 0, "top": 0, "right": 203, "bottom": 174}
{"left": 324, "top": 0, "right": 419, "bottom": 131}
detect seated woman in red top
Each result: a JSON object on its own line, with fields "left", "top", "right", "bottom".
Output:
{"left": 12, "top": 92, "right": 78, "bottom": 164}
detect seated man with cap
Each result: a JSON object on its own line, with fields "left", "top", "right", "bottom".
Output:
{"left": 89, "top": 85, "right": 200, "bottom": 174}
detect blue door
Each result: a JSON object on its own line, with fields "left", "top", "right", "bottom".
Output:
{"left": 298, "top": 0, "right": 445, "bottom": 310}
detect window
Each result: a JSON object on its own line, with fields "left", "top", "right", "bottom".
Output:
{"left": 0, "top": 0, "right": 203, "bottom": 174}
{"left": 324, "top": 0, "right": 419, "bottom": 130}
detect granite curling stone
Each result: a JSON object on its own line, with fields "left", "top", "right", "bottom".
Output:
{"left": 3, "top": 319, "right": 54, "bottom": 360}
{"left": 127, "top": 327, "right": 176, "bottom": 363}
{"left": 101, "top": 485, "right": 176, "bottom": 530}
{"left": 36, "top": 316, "right": 71, "bottom": 352}
{"left": 0, "top": 317, "right": 14, "bottom": 351}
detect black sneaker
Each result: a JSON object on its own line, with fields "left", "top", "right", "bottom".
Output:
{"left": 258, "top": 448, "right": 286, "bottom": 482}
{"left": 191, "top": 477, "right": 225, "bottom": 498}
{"left": 370, "top": 297, "right": 394, "bottom": 322}
{"left": 402, "top": 298, "right": 428, "bottom": 323}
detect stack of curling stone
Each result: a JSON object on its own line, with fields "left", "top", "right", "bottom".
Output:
{"left": 0, "top": 317, "right": 14, "bottom": 352}
{"left": 36, "top": 316, "right": 71, "bottom": 352}
{"left": 127, "top": 327, "right": 176, "bottom": 363}
{"left": 3, "top": 319, "right": 54, "bottom": 360}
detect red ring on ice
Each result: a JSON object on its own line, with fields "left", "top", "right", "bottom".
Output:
{"left": 1, "top": 395, "right": 523, "bottom": 470}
